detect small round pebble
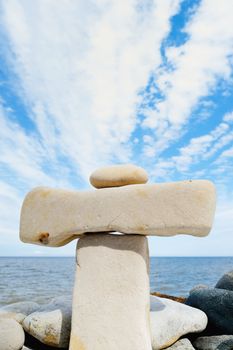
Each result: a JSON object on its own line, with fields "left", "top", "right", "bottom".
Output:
{"left": 90, "top": 164, "right": 148, "bottom": 188}
{"left": 0, "top": 318, "right": 25, "bottom": 350}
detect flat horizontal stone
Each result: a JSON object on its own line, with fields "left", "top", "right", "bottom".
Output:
{"left": 90, "top": 164, "right": 148, "bottom": 188}
{"left": 20, "top": 180, "right": 216, "bottom": 247}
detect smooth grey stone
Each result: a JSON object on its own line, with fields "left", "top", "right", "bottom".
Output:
{"left": 165, "top": 338, "right": 195, "bottom": 349}
{"left": 186, "top": 287, "right": 233, "bottom": 333}
{"left": 190, "top": 284, "right": 208, "bottom": 293}
{"left": 194, "top": 335, "right": 233, "bottom": 350}
{"left": 215, "top": 270, "right": 233, "bottom": 291}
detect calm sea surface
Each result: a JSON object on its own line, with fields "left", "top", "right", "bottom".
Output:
{"left": 0, "top": 257, "right": 233, "bottom": 306}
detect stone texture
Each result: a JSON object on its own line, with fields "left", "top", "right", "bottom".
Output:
{"left": 215, "top": 270, "right": 233, "bottom": 291}
{"left": 69, "top": 234, "right": 151, "bottom": 350}
{"left": 89, "top": 164, "right": 148, "bottom": 188}
{"left": 186, "top": 287, "right": 233, "bottom": 333}
{"left": 20, "top": 180, "right": 216, "bottom": 247}
{"left": 165, "top": 339, "right": 195, "bottom": 349}
{"left": 23, "top": 296, "right": 71, "bottom": 348}
{"left": 194, "top": 335, "right": 233, "bottom": 350}
{"left": 0, "top": 318, "right": 25, "bottom": 350}
{"left": 190, "top": 284, "right": 208, "bottom": 293}
{"left": 150, "top": 296, "right": 207, "bottom": 350}
{"left": 24, "top": 331, "right": 64, "bottom": 350}
{"left": 0, "top": 301, "right": 39, "bottom": 323}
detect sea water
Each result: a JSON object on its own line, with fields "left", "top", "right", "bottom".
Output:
{"left": 0, "top": 256, "right": 233, "bottom": 306}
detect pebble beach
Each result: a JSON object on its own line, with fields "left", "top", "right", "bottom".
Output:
{"left": 1, "top": 257, "right": 233, "bottom": 350}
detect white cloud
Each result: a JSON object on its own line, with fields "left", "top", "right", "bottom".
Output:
{"left": 143, "top": 0, "right": 233, "bottom": 156}
{"left": 172, "top": 122, "right": 230, "bottom": 171}
{"left": 221, "top": 147, "right": 233, "bottom": 158}
{"left": 216, "top": 146, "right": 233, "bottom": 161}
{"left": 1, "top": 0, "right": 181, "bottom": 180}
{"left": 0, "top": 103, "right": 66, "bottom": 188}
{"left": 148, "top": 112, "right": 233, "bottom": 179}
{"left": 0, "top": 180, "right": 21, "bottom": 235}
{"left": 204, "top": 131, "right": 233, "bottom": 159}
{"left": 224, "top": 112, "right": 233, "bottom": 123}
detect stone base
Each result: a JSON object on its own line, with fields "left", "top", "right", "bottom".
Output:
{"left": 69, "top": 233, "right": 151, "bottom": 350}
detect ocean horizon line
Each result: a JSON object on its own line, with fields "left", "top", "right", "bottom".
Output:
{"left": 0, "top": 255, "right": 233, "bottom": 258}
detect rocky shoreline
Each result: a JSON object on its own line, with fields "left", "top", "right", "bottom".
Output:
{"left": 0, "top": 269, "right": 233, "bottom": 350}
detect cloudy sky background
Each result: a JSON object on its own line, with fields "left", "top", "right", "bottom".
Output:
{"left": 0, "top": 0, "right": 233, "bottom": 256}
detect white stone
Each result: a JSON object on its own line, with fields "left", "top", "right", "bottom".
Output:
{"left": 150, "top": 296, "right": 208, "bottom": 350}
{"left": 0, "top": 301, "right": 39, "bottom": 323}
{"left": 90, "top": 164, "right": 148, "bottom": 188}
{"left": 23, "top": 296, "right": 71, "bottom": 348}
{"left": 69, "top": 234, "right": 151, "bottom": 350}
{"left": 0, "top": 311, "right": 25, "bottom": 324}
{"left": 165, "top": 339, "right": 195, "bottom": 349}
{"left": 0, "top": 318, "right": 25, "bottom": 350}
{"left": 20, "top": 180, "right": 216, "bottom": 247}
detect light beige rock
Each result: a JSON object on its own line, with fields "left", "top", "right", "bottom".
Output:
{"left": 0, "top": 318, "right": 25, "bottom": 350}
{"left": 0, "top": 311, "right": 25, "bottom": 324}
{"left": 69, "top": 234, "right": 151, "bottom": 350}
{"left": 0, "top": 301, "right": 39, "bottom": 324}
{"left": 165, "top": 339, "right": 195, "bottom": 349}
{"left": 23, "top": 296, "right": 71, "bottom": 348}
{"left": 90, "top": 164, "right": 148, "bottom": 188}
{"left": 150, "top": 296, "right": 207, "bottom": 350}
{"left": 20, "top": 180, "right": 216, "bottom": 247}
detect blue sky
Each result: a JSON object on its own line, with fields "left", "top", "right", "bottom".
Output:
{"left": 0, "top": 0, "right": 233, "bottom": 257}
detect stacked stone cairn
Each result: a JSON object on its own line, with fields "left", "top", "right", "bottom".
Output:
{"left": 0, "top": 164, "right": 218, "bottom": 350}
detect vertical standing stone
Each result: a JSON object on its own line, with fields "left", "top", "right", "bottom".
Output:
{"left": 69, "top": 234, "right": 151, "bottom": 350}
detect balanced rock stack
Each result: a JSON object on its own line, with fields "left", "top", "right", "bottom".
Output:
{"left": 19, "top": 164, "right": 217, "bottom": 350}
